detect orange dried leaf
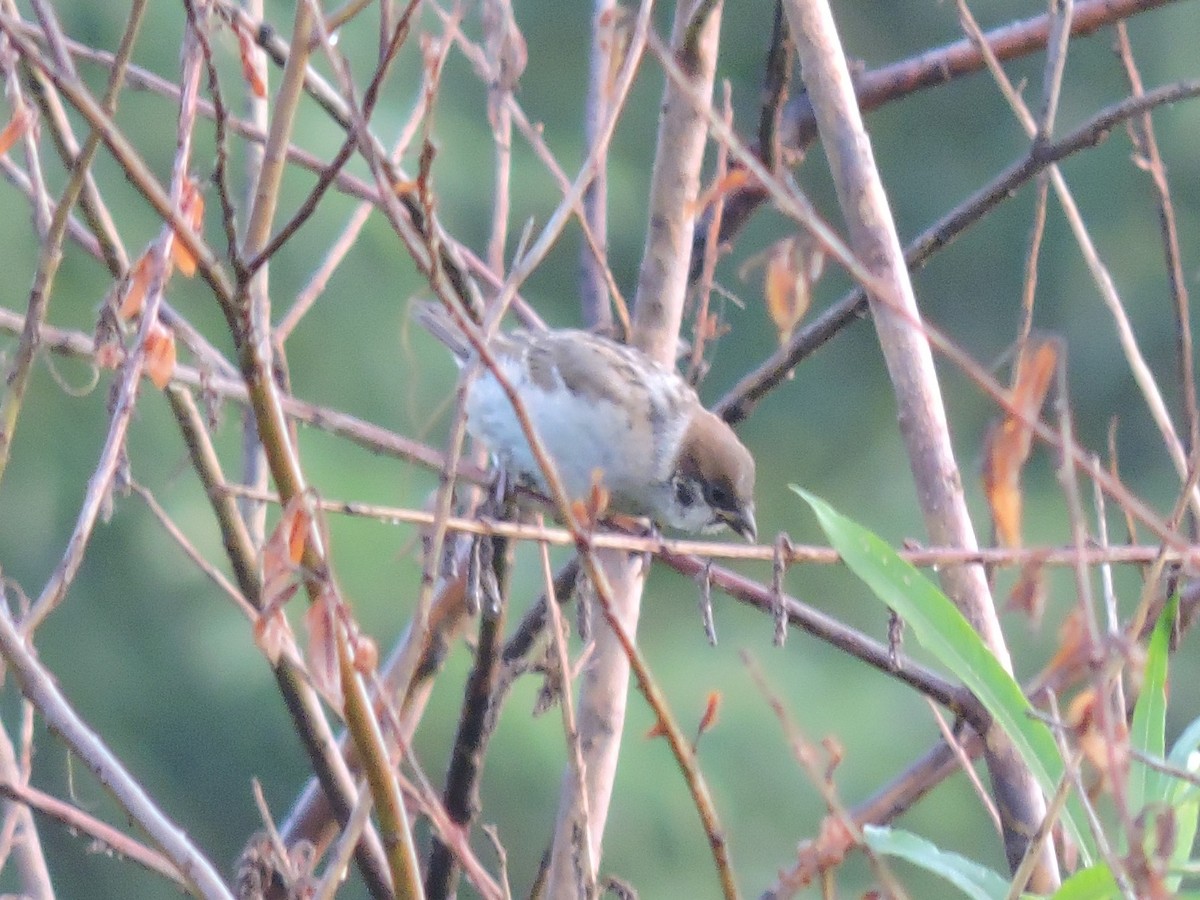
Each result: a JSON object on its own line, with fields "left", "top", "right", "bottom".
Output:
{"left": 982, "top": 419, "right": 1024, "bottom": 548}
{"left": 1011, "top": 337, "right": 1058, "bottom": 425}
{"left": 982, "top": 337, "right": 1059, "bottom": 548}
{"left": 236, "top": 26, "right": 268, "bottom": 98}
{"left": 1065, "top": 688, "right": 1098, "bottom": 731}
{"left": 119, "top": 252, "right": 154, "bottom": 320}
{"left": 689, "top": 167, "right": 752, "bottom": 216}
{"left": 1068, "top": 689, "right": 1129, "bottom": 791}
{"left": 285, "top": 505, "right": 310, "bottom": 565}
{"left": 1006, "top": 554, "right": 1048, "bottom": 622}
{"left": 262, "top": 497, "right": 311, "bottom": 610}
{"left": 0, "top": 107, "right": 32, "bottom": 156}
{"left": 171, "top": 178, "right": 205, "bottom": 276}
{"left": 393, "top": 178, "right": 419, "bottom": 195}
{"left": 763, "top": 235, "right": 823, "bottom": 345}
{"left": 1043, "top": 607, "right": 1093, "bottom": 683}
{"left": 569, "top": 499, "right": 591, "bottom": 528}
{"left": 698, "top": 691, "right": 721, "bottom": 735}
{"left": 171, "top": 235, "right": 196, "bottom": 276}
{"left": 143, "top": 321, "right": 176, "bottom": 389}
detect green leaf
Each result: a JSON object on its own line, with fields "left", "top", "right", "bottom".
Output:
{"left": 863, "top": 824, "right": 1009, "bottom": 900}
{"left": 794, "top": 487, "right": 1094, "bottom": 861}
{"left": 1164, "top": 715, "right": 1200, "bottom": 893}
{"left": 1051, "top": 864, "right": 1119, "bottom": 900}
{"left": 1129, "top": 594, "right": 1177, "bottom": 813}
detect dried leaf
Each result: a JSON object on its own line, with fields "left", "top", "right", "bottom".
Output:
{"left": 1011, "top": 338, "right": 1059, "bottom": 435}
{"left": 763, "top": 234, "right": 824, "bottom": 345}
{"left": 1151, "top": 807, "right": 1178, "bottom": 862}
{"left": 119, "top": 252, "right": 154, "bottom": 320}
{"left": 253, "top": 603, "right": 295, "bottom": 665}
{"left": 143, "top": 321, "right": 176, "bottom": 389}
{"left": 982, "top": 336, "right": 1059, "bottom": 547}
{"left": 171, "top": 177, "right": 205, "bottom": 277}
{"left": 0, "top": 107, "right": 32, "bottom": 156}
{"left": 981, "top": 419, "right": 1024, "bottom": 549}
{"left": 304, "top": 585, "right": 342, "bottom": 707}
{"left": 1067, "top": 689, "right": 1129, "bottom": 793}
{"left": 1042, "top": 607, "right": 1093, "bottom": 685}
{"left": 1006, "top": 552, "right": 1049, "bottom": 623}
{"left": 482, "top": 0, "right": 527, "bottom": 93}
{"left": 262, "top": 497, "right": 311, "bottom": 611}
{"left": 697, "top": 691, "right": 721, "bottom": 736}
{"left": 236, "top": 25, "right": 268, "bottom": 99}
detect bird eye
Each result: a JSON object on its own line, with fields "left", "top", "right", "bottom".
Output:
{"left": 705, "top": 483, "right": 731, "bottom": 509}
{"left": 674, "top": 478, "right": 698, "bottom": 508}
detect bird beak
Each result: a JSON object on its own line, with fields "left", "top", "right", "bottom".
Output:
{"left": 722, "top": 506, "right": 757, "bottom": 543}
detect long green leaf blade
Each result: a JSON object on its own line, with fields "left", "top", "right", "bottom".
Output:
{"left": 795, "top": 487, "right": 1093, "bottom": 860}
{"left": 1128, "top": 594, "right": 1176, "bottom": 813}
{"left": 863, "top": 824, "right": 1009, "bottom": 900}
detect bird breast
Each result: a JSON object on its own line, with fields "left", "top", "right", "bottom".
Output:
{"left": 463, "top": 333, "right": 690, "bottom": 506}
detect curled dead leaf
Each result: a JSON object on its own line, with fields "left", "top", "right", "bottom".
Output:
{"left": 754, "top": 234, "right": 825, "bottom": 346}
{"left": 143, "top": 321, "right": 176, "bottom": 389}
{"left": 253, "top": 605, "right": 295, "bottom": 665}
{"left": 698, "top": 691, "right": 721, "bottom": 736}
{"left": 171, "top": 177, "right": 205, "bottom": 277}
{"left": 0, "top": 106, "right": 32, "bottom": 156}
{"left": 982, "top": 336, "right": 1059, "bottom": 548}
{"left": 235, "top": 24, "right": 268, "bottom": 99}
{"left": 1006, "top": 552, "right": 1049, "bottom": 623}
{"left": 119, "top": 252, "right": 155, "bottom": 320}
{"left": 1066, "top": 688, "right": 1129, "bottom": 794}
{"left": 262, "top": 497, "right": 311, "bottom": 611}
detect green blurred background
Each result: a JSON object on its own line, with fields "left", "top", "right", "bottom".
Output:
{"left": 1, "top": 0, "right": 1198, "bottom": 896}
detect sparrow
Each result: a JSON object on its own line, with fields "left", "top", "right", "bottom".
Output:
{"left": 415, "top": 303, "right": 757, "bottom": 540}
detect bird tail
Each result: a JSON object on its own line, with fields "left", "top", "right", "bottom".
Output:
{"left": 412, "top": 301, "right": 473, "bottom": 361}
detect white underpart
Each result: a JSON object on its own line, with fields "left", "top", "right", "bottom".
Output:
{"left": 465, "top": 356, "right": 678, "bottom": 516}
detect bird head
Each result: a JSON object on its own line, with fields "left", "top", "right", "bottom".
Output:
{"left": 664, "top": 409, "right": 757, "bottom": 541}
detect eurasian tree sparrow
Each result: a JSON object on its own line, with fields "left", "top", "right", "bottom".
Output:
{"left": 416, "top": 303, "right": 757, "bottom": 540}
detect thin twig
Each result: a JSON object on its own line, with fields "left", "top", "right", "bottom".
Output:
{"left": 715, "top": 78, "right": 1200, "bottom": 427}
{"left": 0, "top": 778, "right": 184, "bottom": 888}
{"left": 0, "top": 596, "right": 233, "bottom": 898}
{"left": 958, "top": 0, "right": 1200, "bottom": 522}
{"left": 1114, "top": 24, "right": 1198, "bottom": 526}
